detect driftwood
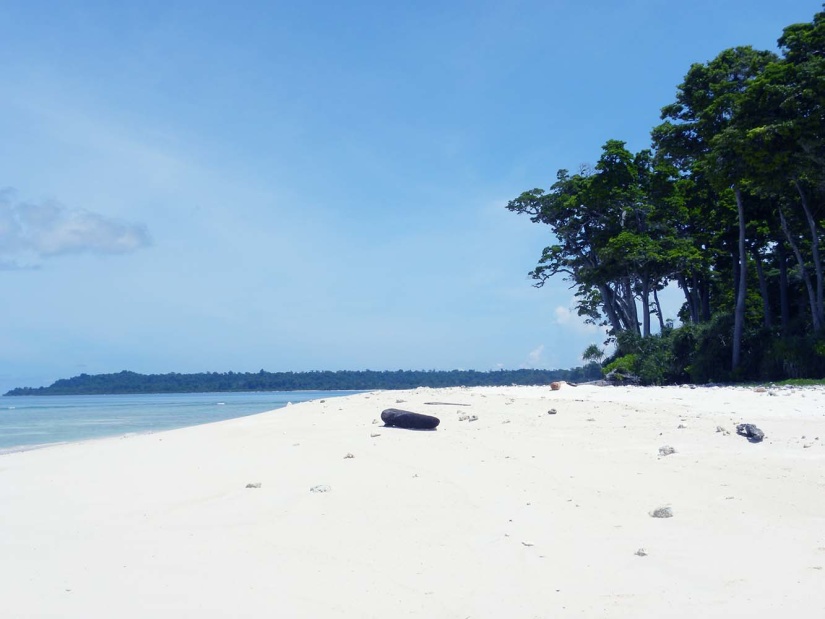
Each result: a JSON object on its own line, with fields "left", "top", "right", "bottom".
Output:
{"left": 381, "top": 408, "right": 440, "bottom": 430}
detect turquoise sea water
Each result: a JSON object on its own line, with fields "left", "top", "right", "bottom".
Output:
{"left": 0, "top": 391, "right": 355, "bottom": 453}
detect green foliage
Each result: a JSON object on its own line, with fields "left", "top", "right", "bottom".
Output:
{"left": 507, "top": 6, "right": 825, "bottom": 383}
{"left": 758, "top": 335, "right": 825, "bottom": 380}
{"left": 604, "top": 354, "right": 638, "bottom": 376}
{"left": 581, "top": 344, "right": 605, "bottom": 364}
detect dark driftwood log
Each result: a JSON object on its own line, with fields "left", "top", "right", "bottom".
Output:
{"left": 381, "top": 408, "right": 440, "bottom": 430}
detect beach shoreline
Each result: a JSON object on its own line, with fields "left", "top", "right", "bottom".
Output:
{"left": 2, "top": 384, "right": 824, "bottom": 618}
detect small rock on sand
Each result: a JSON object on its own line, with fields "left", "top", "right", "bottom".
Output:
{"left": 650, "top": 506, "right": 673, "bottom": 518}
{"left": 658, "top": 445, "right": 677, "bottom": 456}
{"left": 310, "top": 484, "right": 331, "bottom": 493}
{"left": 635, "top": 548, "right": 648, "bottom": 557}
{"left": 736, "top": 423, "right": 765, "bottom": 442}
{"left": 344, "top": 453, "right": 354, "bottom": 459}
{"left": 245, "top": 483, "right": 262, "bottom": 489}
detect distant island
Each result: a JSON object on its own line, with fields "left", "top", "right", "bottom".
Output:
{"left": 3, "top": 367, "right": 601, "bottom": 396}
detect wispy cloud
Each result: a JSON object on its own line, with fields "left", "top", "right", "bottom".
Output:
{"left": 554, "top": 303, "right": 600, "bottom": 334}
{"left": 528, "top": 344, "right": 545, "bottom": 364}
{"left": 0, "top": 189, "right": 151, "bottom": 268}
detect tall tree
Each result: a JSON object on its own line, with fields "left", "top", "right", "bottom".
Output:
{"left": 653, "top": 46, "right": 778, "bottom": 370}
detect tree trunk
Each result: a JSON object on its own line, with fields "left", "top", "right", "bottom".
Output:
{"left": 624, "top": 277, "right": 640, "bottom": 334}
{"left": 641, "top": 274, "right": 651, "bottom": 337}
{"left": 653, "top": 286, "right": 666, "bottom": 332}
{"left": 700, "top": 276, "right": 711, "bottom": 322}
{"left": 597, "top": 283, "right": 625, "bottom": 334}
{"left": 794, "top": 179, "right": 824, "bottom": 329}
{"left": 613, "top": 280, "right": 638, "bottom": 334}
{"left": 779, "top": 203, "right": 821, "bottom": 331}
{"left": 732, "top": 187, "right": 747, "bottom": 372}
{"left": 752, "top": 248, "right": 772, "bottom": 329}
{"left": 677, "top": 273, "right": 699, "bottom": 323}
{"left": 777, "top": 242, "right": 790, "bottom": 334}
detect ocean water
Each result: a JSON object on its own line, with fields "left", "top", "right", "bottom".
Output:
{"left": 0, "top": 391, "right": 355, "bottom": 453}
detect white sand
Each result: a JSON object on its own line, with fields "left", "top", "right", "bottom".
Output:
{"left": 2, "top": 384, "right": 825, "bottom": 618}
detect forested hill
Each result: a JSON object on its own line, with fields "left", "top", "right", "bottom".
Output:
{"left": 4, "top": 367, "right": 601, "bottom": 396}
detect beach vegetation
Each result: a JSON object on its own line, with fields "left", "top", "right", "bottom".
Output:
{"left": 509, "top": 6, "right": 825, "bottom": 384}
{"left": 4, "top": 365, "right": 605, "bottom": 396}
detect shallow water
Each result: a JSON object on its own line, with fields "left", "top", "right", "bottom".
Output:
{"left": 0, "top": 390, "right": 354, "bottom": 452}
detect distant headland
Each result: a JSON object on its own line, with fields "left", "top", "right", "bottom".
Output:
{"left": 3, "top": 367, "right": 601, "bottom": 396}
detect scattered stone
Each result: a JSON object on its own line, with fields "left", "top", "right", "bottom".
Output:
{"left": 245, "top": 482, "right": 262, "bottom": 489}
{"left": 804, "top": 443, "right": 813, "bottom": 449}
{"left": 396, "top": 399, "right": 406, "bottom": 403}
{"left": 658, "top": 445, "right": 677, "bottom": 456}
{"left": 370, "top": 433, "right": 381, "bottom": 438}
{"left": 716, "top": 425, "right": 730, "bottom": 435}
{"left": 521, "top": 541, "right": 534, "bottom": 547}
{"left": 310, "top": 484, "right": 331, "bottom": 493}
{"left": 372, "top": 419, "right": 379, "bottom": 424}
{"left": 458, "top": 414, "right": 470, "bottom": 421}
{"left": 548, "top": 408, "right": 558, "bottom": 415}
{"left": 754, "top": 387, "right": 767, "bottom": 393}
{"left": 550, "top": 382, "right": 562, "bottom": 391}
{"left": 635, "top": 548, "right": 648, "bottom": 557}
{"left": 319, "top": 399, "right": 326, "bottom": 403}
{"left": 468, "top": 415, "right": 479, "bottom": 422}
{"left": 677, "top": 424, "right": 687, "bottom": 429}
{"left": 344, "top": 453, "right": 355, "bottom": 459}
{"left": 587, "top": 417, "right": 596, "bottom": 422}
{"left": 650, "top": 506, "right": 673, "bottom": 518}
{"left": 502, "top": 420, "right": 511, "bottom": 424}
{"left": 736, "top": 423, "right": 765, "bottom": 443}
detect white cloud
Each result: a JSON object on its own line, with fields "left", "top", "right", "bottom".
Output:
{"left": 0, "top": 190, "right": 151, "bottom": 266}
{"left": 554, "top": 301, "right": 603, "bottom": 335}
{"left": 528, "top": 344, "right": 544, "bottom": 364}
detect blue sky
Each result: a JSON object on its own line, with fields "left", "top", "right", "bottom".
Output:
{"left": 0, "top": 0, "right": 821, "bottom": 391}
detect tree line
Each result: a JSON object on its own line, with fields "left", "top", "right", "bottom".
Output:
{"left": 508, "top": 7, "right": 825, "bottom": 383}
{"left": 4, "top": 366, "right": 602, "bottom": 396}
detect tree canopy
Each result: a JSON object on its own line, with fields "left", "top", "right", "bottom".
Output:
{"left": 509, "top": 5, "right": 825, "bottom": 383}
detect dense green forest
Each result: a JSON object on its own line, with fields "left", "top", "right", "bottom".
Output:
{"left": 508, "top": 6, "right": 825, "bottom": 384}
{"left": 4, "top": 366, "right": 601, "bottom": 396}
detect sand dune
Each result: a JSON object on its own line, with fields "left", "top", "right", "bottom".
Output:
{"left": 2, "top": 384, "right": 824, "bottom": 618}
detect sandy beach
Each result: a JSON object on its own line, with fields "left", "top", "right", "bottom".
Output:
{"left": 2, "top": 384, "right": 824, "bottom": 618}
